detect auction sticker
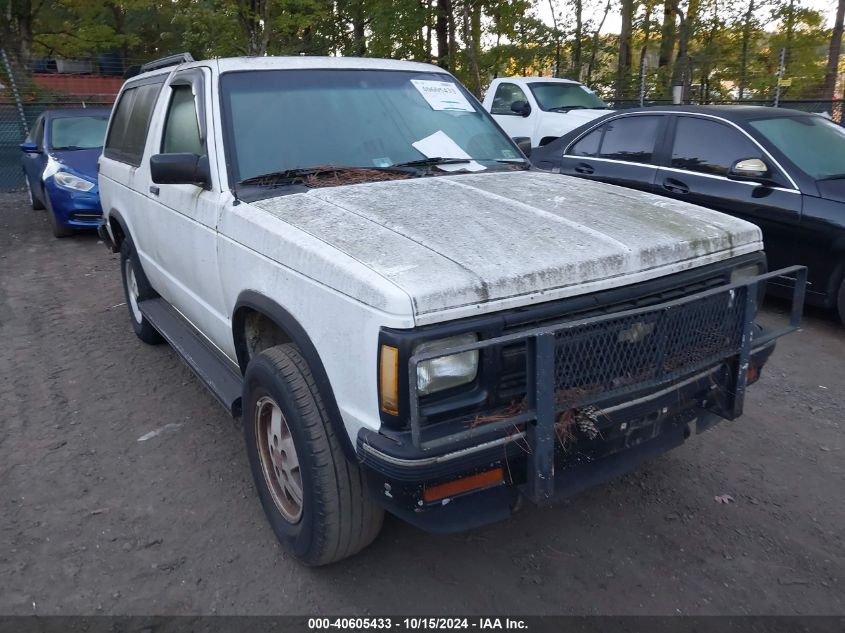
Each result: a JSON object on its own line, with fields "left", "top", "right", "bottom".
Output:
{"left": 411, "top": 79, "right": 475, "bottom": 112}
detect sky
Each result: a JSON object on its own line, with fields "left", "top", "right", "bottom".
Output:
{"left": 537, "top": 0, "right": 840, "bottom": 35}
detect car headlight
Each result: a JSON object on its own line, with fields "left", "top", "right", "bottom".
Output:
{"left": 54, "top": 171, "right": 95, "bottom": 192}
{"left": 730, "top": 263, "right": 761, "bottom": 284}
{"left": 414, "top": 333, "right": 479, "bottom": 396}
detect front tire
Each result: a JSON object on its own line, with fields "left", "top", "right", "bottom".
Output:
{"left": 119, "top": 238, "right": 163, "bottom": 344}
{"left": 243, "top": 344, "right": 384, "bottom": 566}
{"left": 28, "top": 181, "right": 45, "bottom": 210}
{"left": 44, "top": 194, "right": 73, "bottom": 238}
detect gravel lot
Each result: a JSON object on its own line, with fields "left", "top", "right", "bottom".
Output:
{"left": 1, "top": 191, "right": 844, "bottom": 616}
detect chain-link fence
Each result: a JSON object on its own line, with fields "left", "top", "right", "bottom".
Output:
{"left": 0, "top": 51, "right": 125, "bottom": 192}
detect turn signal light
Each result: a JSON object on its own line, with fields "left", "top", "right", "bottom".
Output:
{"left": 423, "top": 467, "right": 505, "bottom": 503}
{"left": 379, "top": 345, "right": 400, "bottom": 415}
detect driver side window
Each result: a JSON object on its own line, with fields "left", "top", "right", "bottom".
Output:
{"left": 162, "top": 84, "right": 204, "bottom": 155}
{"left": 491, "top": 83, "right": 529, "bottom": 115}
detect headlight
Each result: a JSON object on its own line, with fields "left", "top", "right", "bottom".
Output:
{"left": 414, "top": 333, "right": 479, "bottom": 396}
{"left": 730, "top": 263, "right": 760, "bottom": 285}
{"left": 54, "top": 171, "right": 95, "bottom": 192}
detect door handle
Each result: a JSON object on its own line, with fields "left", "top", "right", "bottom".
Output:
{"left": 149, "top": 185, "right": 160, "bottom": 196}
{"left": 575, "top": 162, "right": 594, "bottom": 175}
{"left": 662, "top": 178, "right": 689, "bottom": 195}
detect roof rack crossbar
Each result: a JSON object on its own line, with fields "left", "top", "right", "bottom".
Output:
{"left": 139, "top": 53, "right": 195, "bottom": 74}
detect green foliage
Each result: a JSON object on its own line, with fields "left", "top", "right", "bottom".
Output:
{"left": 3, "top": 0, "right": 836, "bottom": 102}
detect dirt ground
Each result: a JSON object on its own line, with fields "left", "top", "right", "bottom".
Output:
{"left": 1, "top": 191, "right": 843, "bottom": 616}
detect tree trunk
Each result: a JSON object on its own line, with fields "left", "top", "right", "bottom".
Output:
{"left": 461, "top": 0, "right": 482, "bottom": 97}
{"left": 425, "top": 0, "right": 433, "bottom": 62}
{"left": 823, "top": 0, "right": 845, "bottom": 100}
{"left": 239, "top": 0, "right": 271, "bottom": 56}
{"left": 658, "top": 0, "right": 676, "bottom": 96}
{"left": 547, "top": 0, "right": 561, "bottom": 77}
{"left": 436, "top": 0, "right": 450, "bottom": 69}
{"left": 573, "top": 0, "right": 583, "bottom": 79}
{"left": 586, "top": 0, "right": 611, "bottom": 84}
{"left": 11, "top": 0, "right": 35, "bottom": 63}
{"left": 615, "top": 0, "right": 635, "bottom": 102}
{"left": 637, "top": 3, "right": 653, "bottom": 105}
{"left": 672, "top": 0, "right": 698, "bottom": 101}
{"left": 738, "top": 0, "right": 754, "bottom": 99}
{"left": 447, "top": 0, "right": 456, "bottom": 73}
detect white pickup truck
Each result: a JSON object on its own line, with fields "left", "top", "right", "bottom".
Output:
{"left": 482, "top": 76, "right": 610, "bottom": 147}
{"left": 98, "top": 54, "right": 804, "bottom": 565}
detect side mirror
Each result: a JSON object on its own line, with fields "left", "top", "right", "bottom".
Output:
{"left": 510, "top": 100, "right": 531, "bottom": 117}
{"left": 150, "top": 153, "right": 211, "bottom": 188}
{"left": 20, "top": 141, "right": 40, "bottom": 153}
{"left": 729, "top": 157, "right": 769, "bottom": 181}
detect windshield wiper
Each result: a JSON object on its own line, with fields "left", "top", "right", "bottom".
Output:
{"left": 817, "top": 173, "right": 845, "bottom": 181}
{"left": 238, "top": 165, "right": 413, "bottom": 187}
{"left": 52, "top": 145, "right": 87, "bottom": 151}
{"left": 390, "top": 157, "right": 472, "bottom": 168}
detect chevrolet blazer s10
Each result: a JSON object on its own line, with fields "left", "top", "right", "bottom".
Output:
{"left": 97, "top": 53, "right": 805, "bottom": 565}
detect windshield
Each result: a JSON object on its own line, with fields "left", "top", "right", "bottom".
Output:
{"left": 49, "top": 116, "right": 108, "bottom": 150}
{"left": 749, "top": 115, "right": 845, "bottom": 180}
{"left": 220, "top": 69, "right": 521, "bottom": 183}
{"left": 528, "top": 82, "right": 607, "bottom": 111}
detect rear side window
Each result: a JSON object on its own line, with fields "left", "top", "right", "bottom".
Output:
{"left": 671, "top": 116, "right": 763, "bottom": 176}
{"left": 162, "top": 85, "right": 204, "bottom": 155}
{"left": 104, "top": 80, "right": 164, "bottom": 166}
{"left": 566, "top": 115, "right": 661, "bottom": 163}
{"left": 598, "top": 116, "right": 660, "bottom": 163}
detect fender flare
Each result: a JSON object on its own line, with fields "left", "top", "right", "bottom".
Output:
{"left": 105, "top": 208, "right": 130, "bottom": 251}
{"left": 232, "top": 290, "right": 357, "bottom": 461}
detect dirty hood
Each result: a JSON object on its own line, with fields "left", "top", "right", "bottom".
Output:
{"left": 252, "top": 171, "right": 762, "bottom": 321}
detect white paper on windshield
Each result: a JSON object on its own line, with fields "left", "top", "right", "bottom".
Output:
{"left": 411, "top": 131, "right": 486, "bottom": 172}
{"left": 579, "top": 85, "right": 595, "bottom": 94}
{"left": 410, "top": 79, "right": 475, "bottom": 112}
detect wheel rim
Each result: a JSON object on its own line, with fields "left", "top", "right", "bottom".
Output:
{"left": 125, "top": 259, "right": 143, "bottom": 324}
{"left": 255, "top": 396, "right": 304, "bottom": 523}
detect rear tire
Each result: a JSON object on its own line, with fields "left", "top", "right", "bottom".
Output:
{"left": 243, "top": 344, "right": 384, "bottom": 566}
{"left": 119, "top": 237, "right": 163, "bottom": 345}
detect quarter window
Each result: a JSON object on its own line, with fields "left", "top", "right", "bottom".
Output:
{"left": 162, "top": 85, "right": 204, "bottom": 155}
{"left": 490, "top": 83, "right": 530, "bottom": 115}
{"left": 569, "top": 127, "right": 602, "bottom": 156}
{"left": 104, "top": 80, "right": 163, "bottom": 166}
{"left": 671, "top": 117, "right": 762, "bottom": 176}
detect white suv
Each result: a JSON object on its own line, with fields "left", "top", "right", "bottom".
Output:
{"left": 482, "top": 76, "right": 610, "bottom": 147}
{"left": 98, "top": 54, "right": 803, "bottom": 565}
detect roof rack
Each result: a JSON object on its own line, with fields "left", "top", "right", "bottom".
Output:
{"left": 123, "top": 52, "right": 195, "bottom": 80}
{"left": 140, "top": 52, "right": 195, "bottom": 73}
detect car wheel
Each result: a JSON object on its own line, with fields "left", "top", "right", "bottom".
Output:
{"left": 44, "top": 194, "right": 73, "bottom": 238}
{"left": 837, "top": 276, "right": 845, "bottom": 326}
{"left": 28, "top": 181, "right": 45, "bottom": 210}
{"left": 119, "top": 237, "right": 163, "bottom": 345}
{"left": 243, "top": 344, "right": 384, "bottom": 566}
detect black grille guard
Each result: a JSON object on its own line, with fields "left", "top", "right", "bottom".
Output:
{"left": 407, "top": 265, "right": 808, "bottom": 503}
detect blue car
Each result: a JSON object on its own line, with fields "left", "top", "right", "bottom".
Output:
{"left": 20, "top": 108, "right": 111, "bottom": 237}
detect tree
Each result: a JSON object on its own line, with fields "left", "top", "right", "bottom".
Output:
{"left": 616, "top": 0, "right": 635, "bottom": 101}
{"left": 823, "top": 0, "right": 845, "bottom": 99}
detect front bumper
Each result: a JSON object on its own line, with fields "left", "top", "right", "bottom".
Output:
{"left": 45, "top": 180, "right": 102, "bottom": 228}
{"left": 357, "top": 267, "right": 807, "bottom": 532}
